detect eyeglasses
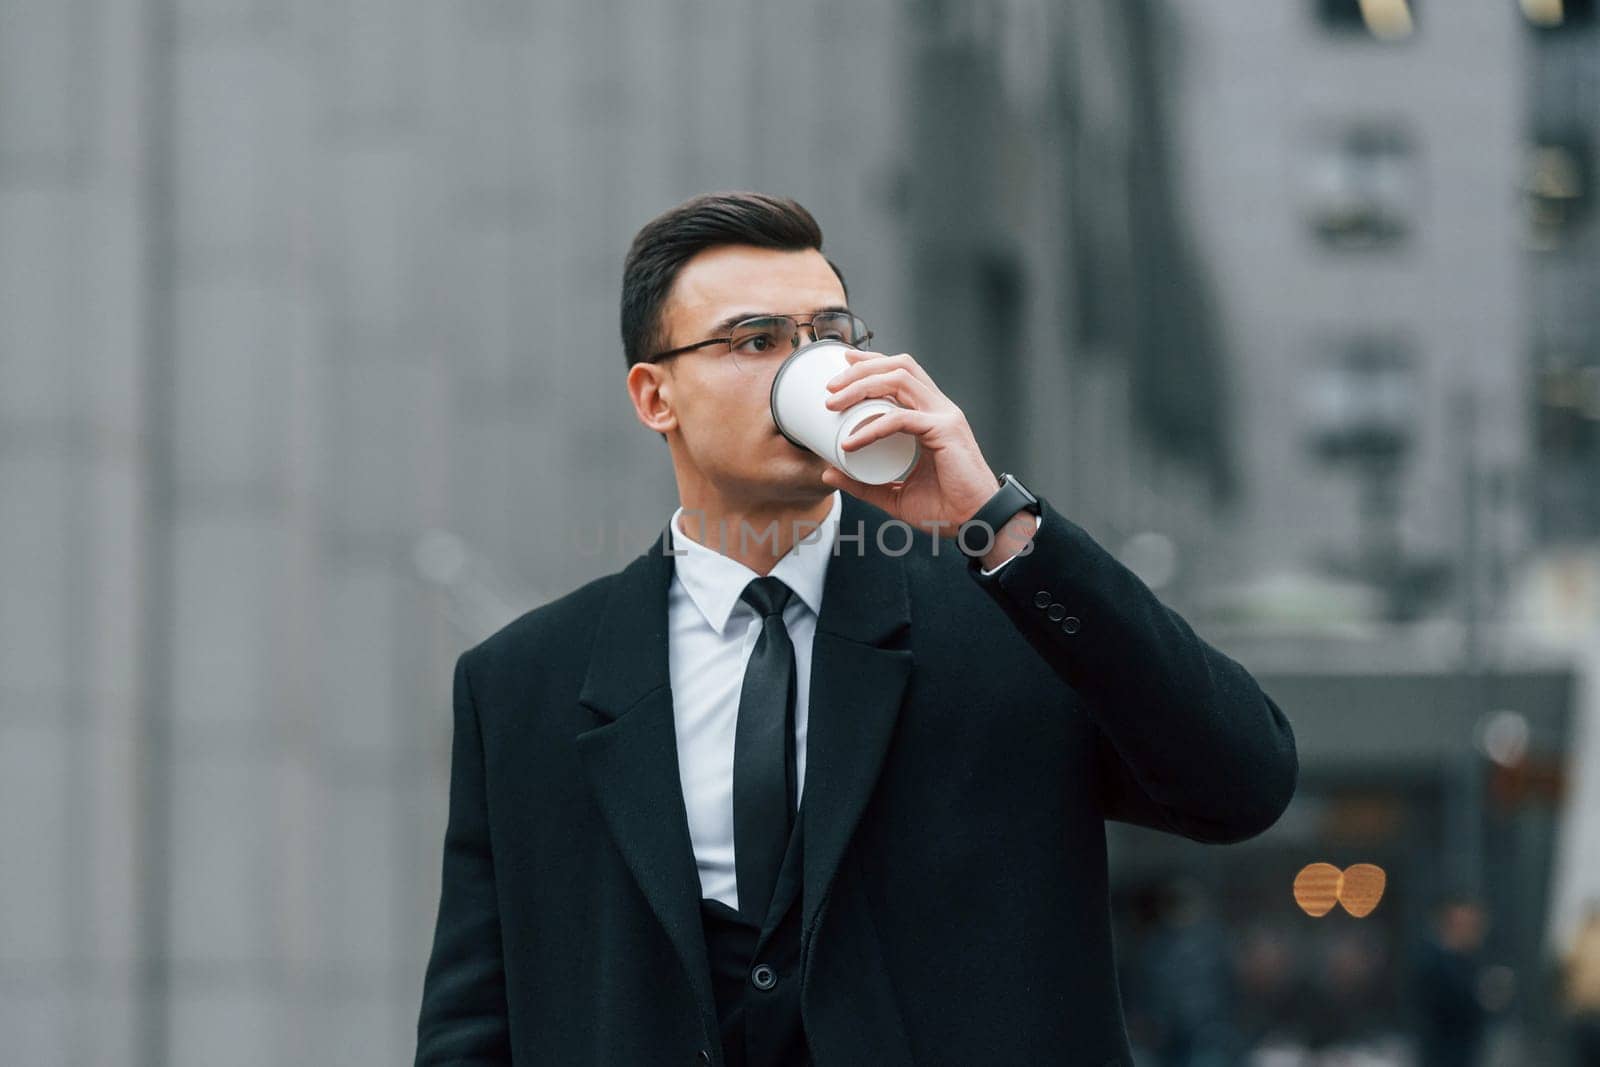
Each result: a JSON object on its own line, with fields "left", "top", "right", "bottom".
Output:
{"left": 649, "top": 311, "right": 873, "bottom": 373}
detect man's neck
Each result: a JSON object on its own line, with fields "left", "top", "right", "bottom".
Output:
{"left": 675, "top": 493, "right": 835, "bottom": 576}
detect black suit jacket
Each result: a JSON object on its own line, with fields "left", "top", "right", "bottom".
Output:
{"left": 415, "top": 490, "right": 1298, "bottom": 1066}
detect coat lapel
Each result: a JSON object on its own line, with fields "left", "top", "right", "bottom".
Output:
{"left": 572, "top": 494, "right": 915, "bottom": 1036}
{"left": 573, "top": 526, "right": 720, "bottom": 1041}
{"left": 799, "top": 493, "right": 914, "bottom": 942}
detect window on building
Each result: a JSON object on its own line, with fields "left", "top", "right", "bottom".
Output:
{"left": 1317, "top": 0, "right": 1418, "bottom": 41}
{"left": 1536, "top": 356, "right": 1600, "bottom": 456}
{"left": 1304, "top": 333, "right": 1418, "bottom": 466}
{"left": 1524, "top": 134, "right": 1591, "bottom": 250}
{"left": 1303, "top": 122, "right": 1418, "bottom": 249}
{"left": 1533, "top": 351, "right": 1600, "bottom": 539}
{"left": 1520, "top": 0, "right": 1596, "bottom": 30}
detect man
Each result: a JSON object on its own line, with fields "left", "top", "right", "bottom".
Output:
{"left": 414, "top": 191, "right": 1298, "bottom": 1066}
{"left": 1413, "top": 894, "right": 1494, "bottom": 1067}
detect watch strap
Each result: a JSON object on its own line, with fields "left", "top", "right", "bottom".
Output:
{"left": 958, "top": 472, "right": 1041, "bottom": 559}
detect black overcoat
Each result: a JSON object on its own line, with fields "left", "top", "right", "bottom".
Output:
{"left": 415, "top": 490, "right": 1298, "bottom": 1066}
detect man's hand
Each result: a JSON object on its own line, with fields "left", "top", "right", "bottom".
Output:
{"left": 817, "top": 349, "right": 1033, "bottom": 566}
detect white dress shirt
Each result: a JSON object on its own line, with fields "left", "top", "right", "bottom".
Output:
{"left": 665, "top": 490, "right": 1040, "bottom": 909}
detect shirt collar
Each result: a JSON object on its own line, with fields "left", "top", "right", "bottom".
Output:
{"left": 668, "top": 490, "right": 841, "bottom": 635}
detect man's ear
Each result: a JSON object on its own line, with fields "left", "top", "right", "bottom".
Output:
{"left": 627, "top": 361, "right": 677, "bottom": 437}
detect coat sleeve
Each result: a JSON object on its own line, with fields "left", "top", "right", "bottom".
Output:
{"left": 415, "top": 650, "right": 513, "bottom": 1065}
{"left": 968, "top": 493, "right": 1299, "bottom": 844}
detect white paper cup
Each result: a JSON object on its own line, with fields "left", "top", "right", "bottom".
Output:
{"left": 769, "top": 340, "right": 922, "bottom": 485}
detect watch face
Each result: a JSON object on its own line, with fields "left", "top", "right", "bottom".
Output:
{"left": 1002, "top": 474, "right": 1038, "bottom": 506}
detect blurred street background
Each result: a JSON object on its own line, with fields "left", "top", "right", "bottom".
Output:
{"left": 4, "top": 0, "right": 1600, "bottom": 1064}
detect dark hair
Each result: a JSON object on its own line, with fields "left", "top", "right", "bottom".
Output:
{"left": 620, "top": 191, "right": 848, "bottom": 369}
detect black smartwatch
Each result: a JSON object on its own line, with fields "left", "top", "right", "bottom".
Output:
{"left": 957, "top": 472, "right": 1041, "bottom": 560}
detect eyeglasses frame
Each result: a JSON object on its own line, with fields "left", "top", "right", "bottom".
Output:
{"left": 647, "top": 311, "right": 873, "bottom": 363}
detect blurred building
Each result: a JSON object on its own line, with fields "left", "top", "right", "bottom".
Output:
{"left": 903, "top": 0, "right": 1236, "bottom": 614}
{"left": 1168, "top": 0, "right": 1529, "bottom": 630}
{"left": 1522, "top": 3, "right": 1600, "bottom": 1047}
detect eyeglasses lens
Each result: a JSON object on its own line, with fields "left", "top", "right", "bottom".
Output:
{"left": 727, "top": 313, "right": 870, "bottom": 372}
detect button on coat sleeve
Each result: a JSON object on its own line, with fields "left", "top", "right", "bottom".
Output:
{"left": 968, "top": 493, "right": 1299, "bottom": 844}
{"left": 415, "top": 650, "right": 513, "bottom": 1065}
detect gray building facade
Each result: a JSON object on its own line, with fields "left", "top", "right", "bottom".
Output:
{"left": 1169, "top": 0, "right": 1528, "bottom": 626}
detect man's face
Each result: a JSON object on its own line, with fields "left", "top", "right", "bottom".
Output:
{"left": 646, "top": 244, "right": 847, "bottom": 504}
{"left": 1440, "top": 903, "right": 1487, "bottom": 951}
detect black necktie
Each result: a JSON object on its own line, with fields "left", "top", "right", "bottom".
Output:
{"left": 733, "top": 576, "right": 798, "bottom": 925}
